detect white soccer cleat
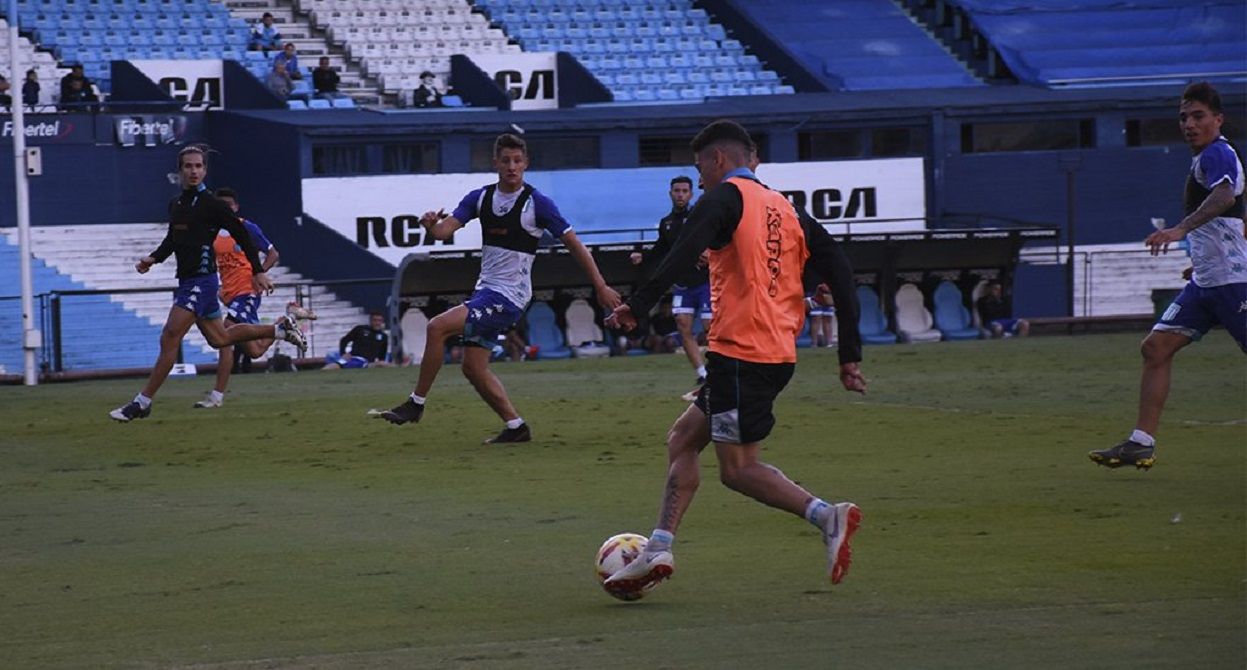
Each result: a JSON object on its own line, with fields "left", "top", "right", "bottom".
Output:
{"left": 822, "top": 502, "right": 862, "bottom": 585}
{"left": 193, "top": 392, "right": 223, "bottom": 409}
{"left": 275, "top": 314, "right": 307, "bottom": 352}
{"left": 285, "top": 301, "right": 318, "bottom": 320}
{"left": 603, "top": 549, "right": 674, "bottom": 597}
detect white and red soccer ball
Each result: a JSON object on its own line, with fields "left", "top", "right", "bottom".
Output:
{"left": 594, "top": 532, "right": 652, "bottom": 601}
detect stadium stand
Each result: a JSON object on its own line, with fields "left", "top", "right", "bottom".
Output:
{"left": 0, "top": 17, "right": 66, "bottom": 109}
{"left": 903, "top": 0, "right": 1246, "bottom": 88}
{"left": 295, "top": 0, "right": 517, "bottom": 106}
{"left": 524, "top": 301, "right": 572, "bottom": 360}
{"left": 1, "top": 0, "right": 375, "bottom": 105}
{"left": 932, "top": 280, "right": 981, "bottom": 341}
{"left": 708, "top": 0, "right": 981, "bottom": 91}
{"left": 3, "top": 0, "right": 249, "bottom": 94}
{"left": 894, "top": 283, "right": 942, "bottom": 343}
{"left": 855, "top": 285, "right": 898, "bottom": 345}
{"left": 473, "top": 0, "right": 793, "bottom": 102}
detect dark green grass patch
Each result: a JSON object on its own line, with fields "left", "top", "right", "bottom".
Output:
{"left": 1, "top": 334, "right": 1243, "bottom": 668}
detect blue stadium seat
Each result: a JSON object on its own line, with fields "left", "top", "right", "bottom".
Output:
{"left": 287, "top": 99, "right": 308, "bottom": 110}
{"left": 933, "top": 281, "right": 981, "bottom": 341}
{"left": 330, "top": 96, "right": 356, "bottom": 109}
{"left": 857, "top": 286, "right": 898, "bottom": 344}
{"left": 525, "top": 302, "right": 572, "bottom": 359}
{"left": 308, "top": 98, "right": 331, "bottom": 110}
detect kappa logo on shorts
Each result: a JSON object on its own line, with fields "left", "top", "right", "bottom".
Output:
{"left": 711, "top": 409, "right": 741, "bottom": 443}
{"left": 1162, "top": 302, "right": 1181, "bottom": 322}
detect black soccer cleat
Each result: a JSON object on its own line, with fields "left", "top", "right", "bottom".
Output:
{"left": 1089, "top": 440, "right": 1156, "bottom": 470}
{"left": 109, "top": 401, "right": 151, "bottom": 423}
{"left": 378, "top": 399, "right": 424, "bottom": 425}
{"left": 484, "top": 423, "right": 532, "bottom": 444}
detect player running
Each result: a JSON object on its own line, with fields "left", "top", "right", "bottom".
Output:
{"left": 193, "top": 187, "right": 316, "bottom": 409}
{"left": 604, "top": 120, "right": 866, "bottom": 596}
{"left": 1090, "top": 82, "right": 1247, "bottom": 470}
{"left": 109, "top": 145, "right": 306, "bottom": 422}
{"left": 375, "top": 133, "right": 622, "bottom": 443}
{"left": 630, "top": 176, "right": 710, "bottom": 398}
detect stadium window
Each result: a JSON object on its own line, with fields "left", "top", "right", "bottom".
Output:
{"left": 468, "top": 136, "right": 600, "bottom": 171}
{"left": 526, "top": 136, "right": 600, "bottom": 170}
{"left": 640, "top": 133, "right": 766, "bottom": 167}
{"left": 871, "top": 127, "right": 927, "bottom": 157}
{"left": 639, "top": 136, "right": 695, "bottom": 167}
{"left": 311, "top": 144, "right": 369, "bottom": 176}
{"left": 381, "top": 143, "right": 439, "bottom": 174}
{"left": 798, "top": 130, "right": 864, "bottom": 160}
{"left": 960, "top": 119, "right": 1096, "bottom": 153}
{"left": 469, "top": 139, "right": 495, "bottom": 172}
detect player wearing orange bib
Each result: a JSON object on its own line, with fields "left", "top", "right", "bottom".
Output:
{"left": 193, "top": 188, "right": 314, "bottom": 409}
{"left": 605, "top": 120, "right": 866, "bottom": 597}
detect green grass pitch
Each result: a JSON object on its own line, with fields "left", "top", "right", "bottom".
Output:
{"left": 1, "top": 333, "right": 1243, "bottom": 668}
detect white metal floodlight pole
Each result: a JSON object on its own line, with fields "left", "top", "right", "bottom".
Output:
{"left": 8, "top": 0, "right": 38, "bottom": 385}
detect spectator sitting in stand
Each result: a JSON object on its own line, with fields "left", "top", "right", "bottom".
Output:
{"left": 249, "top": 13, "right": 282, "bottom": 55}
{"left": 413, "top": 71, "right": 442, "bottom": 108}
{"left": 59, "top": 64, "right": 90, "bottom": 102}
{"left": 273, "top": 43, "right": 302, "bottom": 80}
{"left": 323, "top": 311, "right": 393, "bottom": 369}
{"left": 22, "top": 69, "right": 40, "bottom": 110}
{"left": 59, "top": 76, "right": 98, "bottom": 111}
{"left": 0, "top": 73, "right": 11, "bottom": 110}
{"left": 266, "top": 61, "right": 294, "bottom": 101}
{"left": 312, "top": 56, "right": 346, "bottom": 100}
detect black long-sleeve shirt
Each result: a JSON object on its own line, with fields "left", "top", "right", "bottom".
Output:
{"left": 150, "top": 187, "right": 264, "bottom": 279}
{"left": 340, "top": 325, "right": 388, "bottom": 362}
{"left": 628, "top": 176, "right": 863, "bottom": 365}
{"left": 638, "top": 205, "right": 708, "bottom": 288}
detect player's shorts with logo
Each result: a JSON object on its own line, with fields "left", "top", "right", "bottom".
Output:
{"left": 672, "top": 283, "right": 712, "bottom": 318}
{"left": 173, "top": 275, "right": 223, "bottom": 319}
{"left": 695, "top": 351, "right": 795, "bottom": 444}
{"left": 225, "top": 294, "right": 262, "bottom": 324}
{"left": 805, "top": 291, "right": 836, "bottom": 317}
{"left": 1153, "top": 281, "right": 1246, "bottom": 351}
{"left": 463, "top": 288, "right": 525, "bottom": 347}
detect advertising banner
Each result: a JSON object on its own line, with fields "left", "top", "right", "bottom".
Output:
{"left": 301, "top": 158, "right": 926, "bottom": 266}
{"left": 0, "top": 114, "right": 96, "bottom": 145}
{"left": 469, "top": 53, "right": 558, "bottom": 111}
{"left": 130, "top": 60, "right": 225, "bottom": 110}
{"left": 113, "top": 115, "right": 190, "bottom": 147}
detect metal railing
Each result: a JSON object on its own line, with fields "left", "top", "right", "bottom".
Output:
{"left": 1021, "top": 246, "right": 1188, "bottom": 318}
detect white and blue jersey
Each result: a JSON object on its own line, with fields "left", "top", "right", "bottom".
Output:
{"left": 1185, "top": 137, "right": 1247, "bottom": 288}
{"left": 452, "top": 183, "right": 572, "bottom": 311}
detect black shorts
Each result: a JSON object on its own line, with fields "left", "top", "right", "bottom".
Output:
{"left": 695, "top": 351, "right": 795, "bottom": 444}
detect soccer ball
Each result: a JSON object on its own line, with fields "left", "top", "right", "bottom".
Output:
{"left": 594, "top": 532, "right": 651, "bottom": 601}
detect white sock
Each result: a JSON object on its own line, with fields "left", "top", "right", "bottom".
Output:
{"left": 409, "top": 393, "right": 426, "bottom": 405}
{"left": 647, "top": 529, "right": 674, "bottom": 553}
{"left": 804, "top": 498, "right": 832, "bottom": 529}
{"left": 134, "top": 393, "right": 152, "bottom": 410}
{"left": 695, "top": 365, "right": 706, "bottom": 378}
{"left": 505, "top": 417, "right": 525, "bottom": 430}
{"left": 1130, "top": 429, "right": 1156, "bottom": 447}
{"left": 209, "top": 390, "right": 224, "bottom": 403}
